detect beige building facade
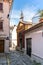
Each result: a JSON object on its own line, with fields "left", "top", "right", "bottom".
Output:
{"left": 0, "top": 0, "right": 12, "bottom": 53}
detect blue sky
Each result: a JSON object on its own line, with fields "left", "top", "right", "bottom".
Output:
{"left": 10, "top": 0, "right": 43, "bottom": 26}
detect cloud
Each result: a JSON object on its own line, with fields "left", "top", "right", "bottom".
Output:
{"left": 23, "top": 8, "right": 35, "bottom": 22}
{"left": 10, "top": 18, "right": 19, "bottom": 26}
{"left": 22, "top": 5, "right": 36, "bottom": 21}
{"left": 10, "top": 10, "right": 20, "bottom": 19}
{"left": 10, "top": 5, "right": 36, "bottom": 26}
{"left": 10, "top": 10, "right": 20, "bottom": 26}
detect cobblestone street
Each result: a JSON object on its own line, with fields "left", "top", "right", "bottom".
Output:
{"left": 0, "top": 51, "right": 33, "bottom": 65}
{"left": 9, "top": 51, "right": 33, "bottom": 65}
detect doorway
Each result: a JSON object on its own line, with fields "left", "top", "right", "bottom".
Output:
{"left": 0, "top": 40, "right": 4, "bottom": 53}
{"left": 20, "top": 38, "right": 22, "bottom": 50}
{"left": 26, "top": 38, "right": 32, "bottom": 57}
{"left": 19, "top": 33, "right": 22, "bottom": 50}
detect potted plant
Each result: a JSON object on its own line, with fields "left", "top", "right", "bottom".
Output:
{"left": 38, "top": 10, "right": 43, "bottom": 22}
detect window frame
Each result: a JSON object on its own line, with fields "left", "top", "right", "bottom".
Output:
{"left": 0, "top": 20, "right": 3, "bottom": 31}
{"left": 0, "top": 2, "right": 3, "bottom": 12}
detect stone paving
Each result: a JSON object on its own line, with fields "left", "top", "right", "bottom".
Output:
{"left": 0, "top": 53, "right": 7, "bottom": 65}
{"left": 0, "top": 51, "right": 33, "bottom": 65}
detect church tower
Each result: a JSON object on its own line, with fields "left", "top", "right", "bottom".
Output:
{"left": 20, "top": 11, "right": 24, "bottom": 22}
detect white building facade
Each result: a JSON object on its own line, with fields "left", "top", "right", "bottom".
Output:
{"left": 25, "top": 22, "right": 43, "bottom": 65}
{"left": 10, "top": 25, "right": 17, "bottom": 50}
{"left": 0, "top": 0, "right": 12, "bottom": 53}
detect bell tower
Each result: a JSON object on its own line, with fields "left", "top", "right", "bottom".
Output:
{"left": 20, "top": 11, "right": 24, "bottom": 22}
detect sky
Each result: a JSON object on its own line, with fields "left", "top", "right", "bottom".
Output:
{"left": 10, "top": 0, "right": 43, "bottom": 26}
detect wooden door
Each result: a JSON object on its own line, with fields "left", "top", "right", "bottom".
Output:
{"left": 0, "top": 40, "right": 4, "bottom": 53}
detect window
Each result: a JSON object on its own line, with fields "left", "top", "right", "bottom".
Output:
{"left": 19, "top": 33, "right": 22, "bottom": 38}
{"left": 0, "top": 22, "right": 3, "bottom": 31}
{"left": 0, "top": 3, "right": 3, "bottom": 11}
